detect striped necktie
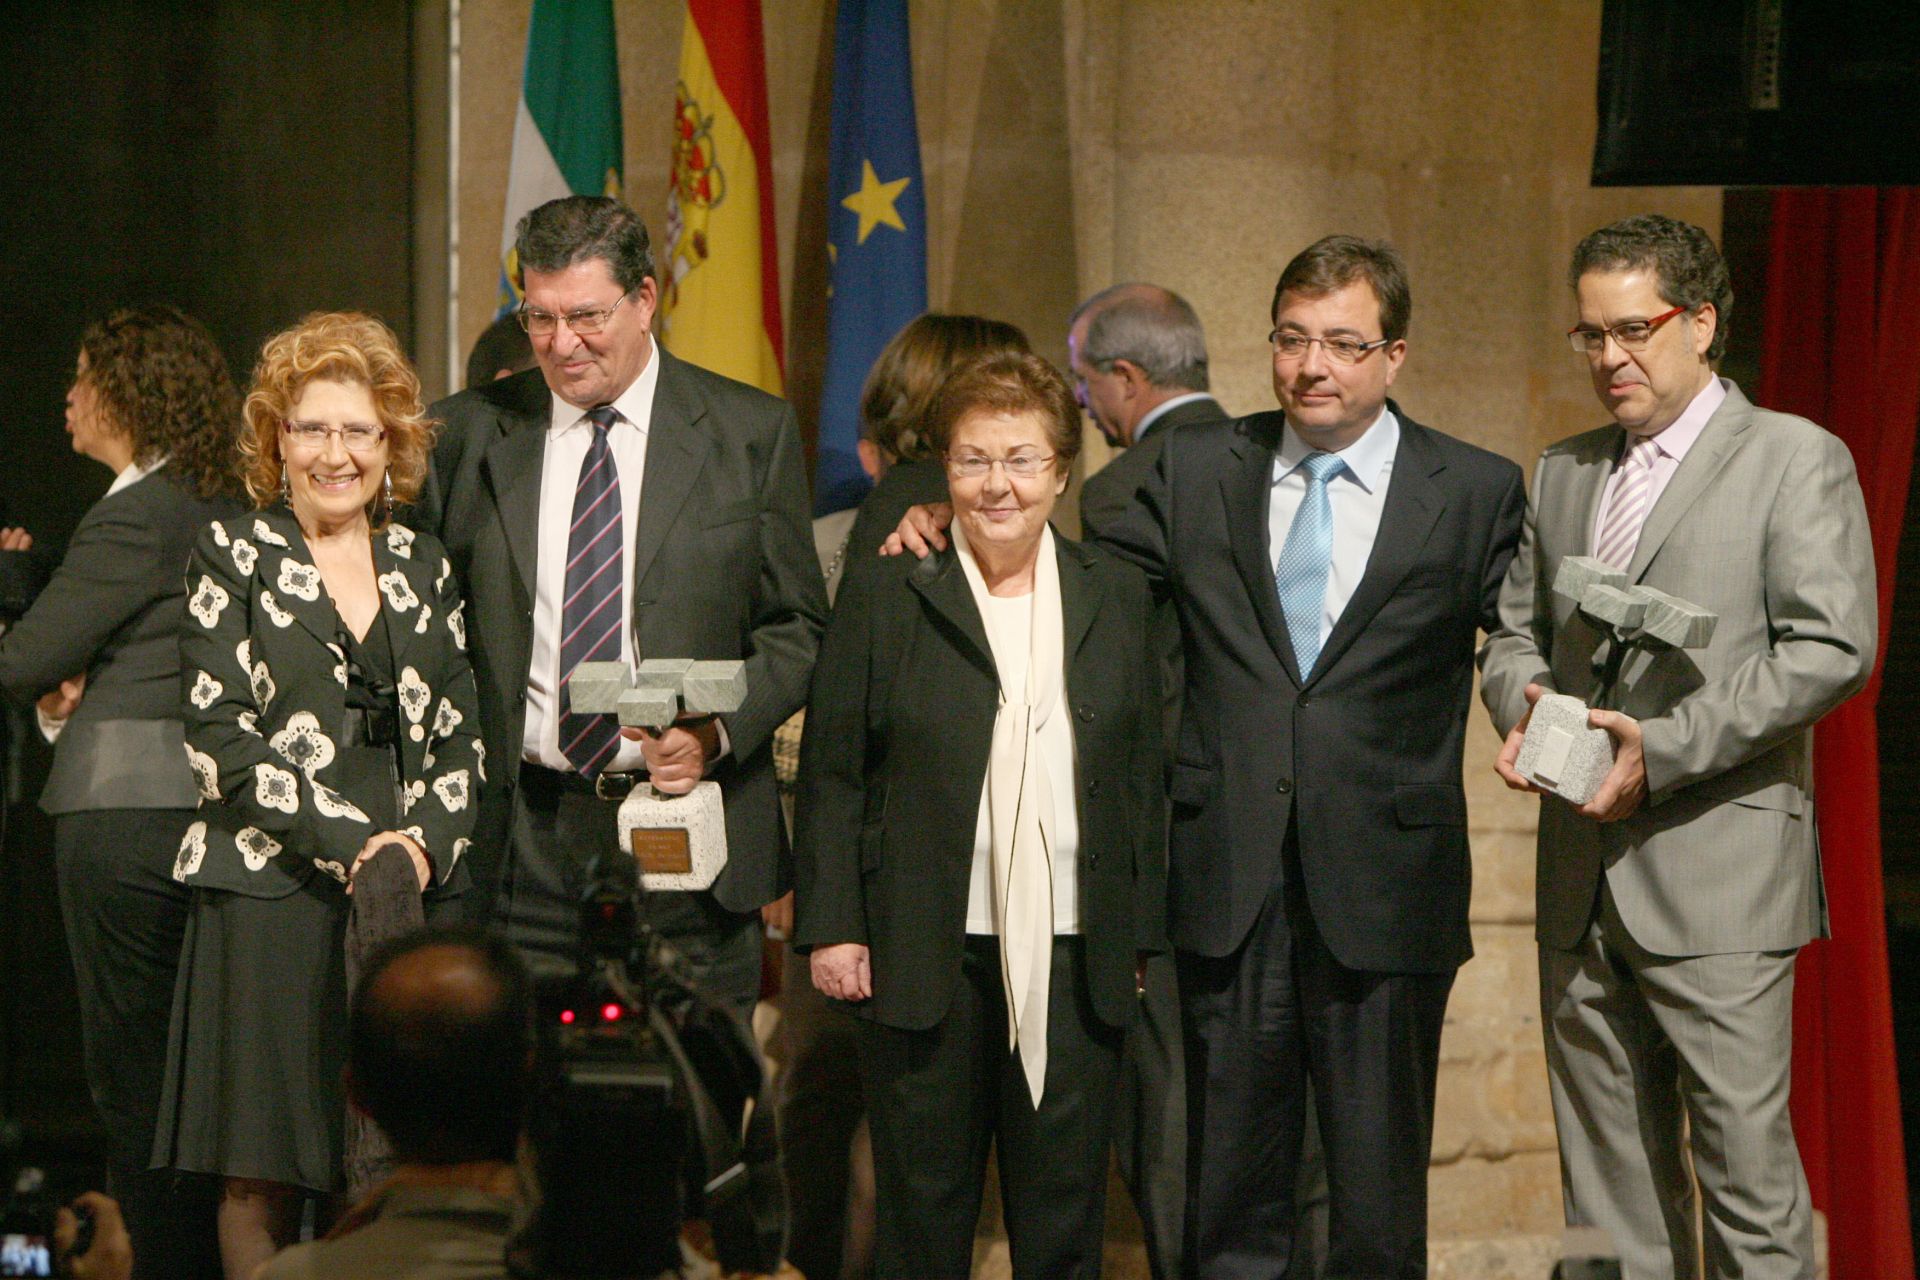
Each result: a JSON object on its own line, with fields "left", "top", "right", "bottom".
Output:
{"left": 1274, "top": 451, "right": 1346, "bottom": 679}
{"left": 1594, "top": 435, "right": 1660, "bottom": 571}
{"left": 558, "top": 406, "right": 625, "bottom": 778}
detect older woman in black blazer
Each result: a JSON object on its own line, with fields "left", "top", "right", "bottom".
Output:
{"left": 151, "top": 312, "right": 482, "bottom": 1279}
{"left": 794, "top": 352, "right": 1165, "bottom": 1279}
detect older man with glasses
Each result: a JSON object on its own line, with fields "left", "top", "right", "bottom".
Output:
{"left": 412, "top": 195, "right": 827, "bottom": 1014}
{"left": 1480, "top": 214, "right": 1875, "bottom": 1279}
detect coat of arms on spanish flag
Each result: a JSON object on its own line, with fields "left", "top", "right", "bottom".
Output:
{"left": 659, "top": 0, "right": 785, "bottom": 397}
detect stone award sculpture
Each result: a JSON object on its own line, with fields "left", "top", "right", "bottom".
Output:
{"left": 567, "top": 657, "right": 748, "bottom": 891}
{"left": 1515, "top": 556, "right": 1718, "bottom": 805}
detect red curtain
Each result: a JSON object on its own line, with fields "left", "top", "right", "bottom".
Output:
{"left": 1762, "top": 188, "right": 1920, "bottom": 1280}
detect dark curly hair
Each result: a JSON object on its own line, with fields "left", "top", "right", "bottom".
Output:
{"left": 1569, "top": 214, "right": 1733, "bottom": 362}
{"left": 78, "top": 304, "right": 245, "bottom": 501}
{"left": 514, "top": 195, "right": 655, "bottom": 294}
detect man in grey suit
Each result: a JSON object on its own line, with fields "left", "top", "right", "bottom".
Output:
{"left": 1480, "top": 214, "right": 1876, "bottom": 1279}
{"left": 415, "top": 196, "right": 827, "bottom": 1014}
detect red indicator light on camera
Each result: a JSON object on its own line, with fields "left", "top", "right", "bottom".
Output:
{"left": 559, "top": 1009, "right": 576, "bottom": 1025}
{"left": 601, "top": 1003, "right": 623, "bottom": 1023}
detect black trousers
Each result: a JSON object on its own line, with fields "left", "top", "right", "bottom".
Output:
{"left": 1115, "top": 949, "right": 1185, "bottom": 1280}
{"left": 496, "top": 764, "right": 763, "bottom": 1020}
{"left": 857, "top": 935, "right": 1124, "bottom": 1280}
{"left": 1178, "top": 835, "right": 1453, "bottom": 1280}
{"left": 54, "top": 808, "right": 219, "bottom": 1280}
{"left": 776, "top": 944, "right": 869, "bottom": 1280}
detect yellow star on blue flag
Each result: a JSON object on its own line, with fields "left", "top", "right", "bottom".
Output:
{"left": 842, "top": 159, "right": 911, "bottom": 244}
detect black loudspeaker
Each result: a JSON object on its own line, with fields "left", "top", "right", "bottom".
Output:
{"left": 1593, "top": 0, "right": 1920, "bottom": 186}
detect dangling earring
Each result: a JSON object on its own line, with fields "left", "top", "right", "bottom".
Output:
{"left": 279, "top": 463, "right": 291, "bottom": 505}
{"left": 382, "top": 472, "right": 394, "bottom": 523}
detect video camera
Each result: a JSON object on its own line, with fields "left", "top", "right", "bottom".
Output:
{"left": 0, "top": 1119, "right": 89, "bottom": 1279}
{"left": 510, "top": 854, "right": 784, "bottom": 1280}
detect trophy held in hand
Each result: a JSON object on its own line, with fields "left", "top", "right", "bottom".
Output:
{"left": 1515, "top": 556, "right": 1717, "bottom": 805}
{"left": 567, "top": 657, "right": 748, "bottom": 891}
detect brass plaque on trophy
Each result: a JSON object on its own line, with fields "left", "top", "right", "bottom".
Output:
{"left": 631, "top": 827, "right": 694, "bottom": 875}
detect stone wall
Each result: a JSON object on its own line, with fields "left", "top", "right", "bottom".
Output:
{"left": 454, "top": 3, "right": 1721, "bottom": 1271}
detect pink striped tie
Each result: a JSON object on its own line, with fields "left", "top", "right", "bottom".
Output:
{"left": 1594, "top": 436, "right": 1659, "bottom": 570}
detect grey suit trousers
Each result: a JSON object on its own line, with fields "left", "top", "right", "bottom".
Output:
{"left": 1541, "top": 883, "right": 1812, "bottom": 1280}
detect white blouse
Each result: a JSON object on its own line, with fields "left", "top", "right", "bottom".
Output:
{"left": 964, "top": 589, "right": 1082, "bottom": 935}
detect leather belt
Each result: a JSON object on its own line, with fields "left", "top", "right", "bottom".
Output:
{"left": 519, "top": 761, "right": 642, "bottom": 803}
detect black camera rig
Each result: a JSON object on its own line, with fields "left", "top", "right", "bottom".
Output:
{"left": 510, "top": 853, "right": 785, "bottom": 1280}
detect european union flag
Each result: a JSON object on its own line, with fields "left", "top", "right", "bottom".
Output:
{"left": 816, "top": 0, "right": 928, "bottom": 515}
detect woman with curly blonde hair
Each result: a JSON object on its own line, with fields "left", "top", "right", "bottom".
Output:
{"left": 0, "top": 303, "right": 245, "bottom": 1276}
{"left": 152, "top": 312, "right": 483, "bottom": 1279}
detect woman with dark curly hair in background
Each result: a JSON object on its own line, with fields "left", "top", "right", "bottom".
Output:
{"left": 0, "top": 303, "right": 247, "bottom": 1277}
{"left": 150, "top": 311, "right": 482, "bottom": 1279}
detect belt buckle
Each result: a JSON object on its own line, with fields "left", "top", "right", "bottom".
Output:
{"left": 594, "top": 772, "right": 636, "bottom": 802}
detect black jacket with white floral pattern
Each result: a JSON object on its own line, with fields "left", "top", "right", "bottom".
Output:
{"left": 175, "top": 506, "right": 483, "bottom": 898}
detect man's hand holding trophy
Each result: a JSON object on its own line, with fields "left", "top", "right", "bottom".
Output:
{"left": 569, "top": 658, "right": 748, "bottom": 890}
{"left": 1514, "top": 556, "right": 1717, "bottom": 805}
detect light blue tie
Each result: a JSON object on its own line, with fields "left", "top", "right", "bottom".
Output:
{"left": 1274, "top": 452, "right": 1346, "bottom": 678}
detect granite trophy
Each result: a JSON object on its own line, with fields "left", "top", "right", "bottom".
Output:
{"left": 567, "top": 657, "right": 748, "bottom": 891}
{"left": 1515, "top": 556, "right": 1718, "bottom": 805}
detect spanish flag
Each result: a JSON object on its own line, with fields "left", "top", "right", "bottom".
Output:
{"left": 659, "top": 0, "right": 785, "bottom": 396}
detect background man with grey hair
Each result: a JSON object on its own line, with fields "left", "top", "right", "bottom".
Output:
{"left": 416, "top": 195, "right": 827, "bottom": 1014}
{"left": 1480, "top": 213, "right": 1875, "bottom": 1278}
{"left": 1068, "top": 281, "right": 1227, "bottom": 1280}
{"left": 1070, "top": 282, "right": 1225, "bottom": 540}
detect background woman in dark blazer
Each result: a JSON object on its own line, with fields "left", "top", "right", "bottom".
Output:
{"left": 0, "top": 304, "right": 245, "bottom": 1276}
{"left": 774, "top": 311, "right": 1029, "bottom": 1280}
{"left": 794, "top": 352, "right": 1165, "bottom": 1279}
{"left": 150, "top": 312, "right": 482, "bottom": 1279}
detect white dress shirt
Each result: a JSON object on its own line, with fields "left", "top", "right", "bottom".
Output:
{"left": 1134, "top": 391, "right": 1214, "bottom": 439}
{"left": 964, "top": 590, "right": 1082, "bottom": 936}
{"left": 1588, "top": 376, "right": 1727, "bottom": 555}
{"left": 1267, "top": 408, "right": 1400, "bottom": 653}
{"left": 522, "top": 352, "right": 661, "bottom": 771}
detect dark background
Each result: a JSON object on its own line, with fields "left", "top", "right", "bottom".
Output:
{"left": 0, "top": 0, "right": 417, "bottom": 1153}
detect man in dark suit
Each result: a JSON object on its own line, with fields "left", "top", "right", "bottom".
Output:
{"left": 415, "top": 196, "right": 827, "bottom": 1015}
{"left": 1106, "top": 239, "right": 1524, "bottom": 1278}
{"left": 888, "top": 237, "right": 1524, "bottom": 1277}
{"left": 1068, "top": 281, "right": 1228, "bottom": 1280}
